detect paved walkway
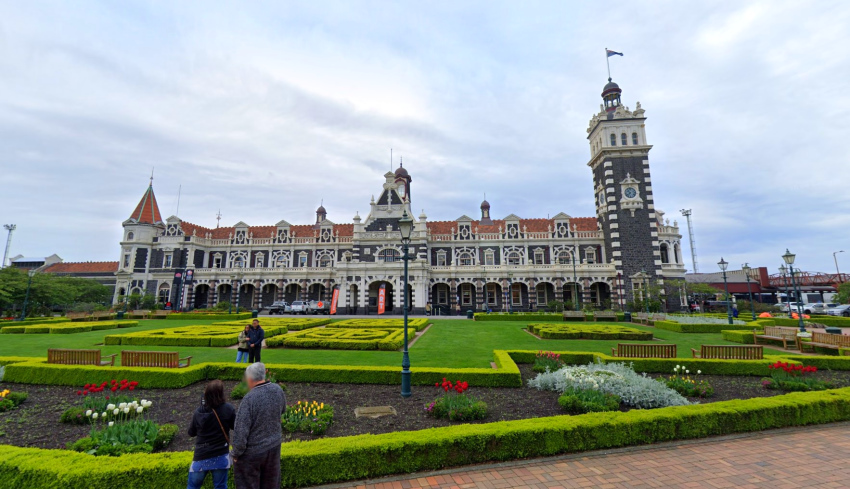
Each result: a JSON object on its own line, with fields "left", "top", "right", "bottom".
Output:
{"left": 331, "top": 423, "right": 850, "bottom": 489}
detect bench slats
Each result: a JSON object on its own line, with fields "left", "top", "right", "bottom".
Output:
{"left": 121, "top": 350, "right": 193, "bottom": 368}
{"left": 802, "top": 331, "right": 850, "bottom": 353}
{"left": 754, "top": 326, "right": 799, "bottom": 350}
{"left": 48, "top": 348, "right": 116, "bottom": 366}
{"left": 611, "top": 343, "right": 677, "bottom": 358}
{"left": 691, "top": 345, "right": 763, "bottom": 359}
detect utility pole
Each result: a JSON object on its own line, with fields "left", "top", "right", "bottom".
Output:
{"left": 2, "top": 224, "right": 16, "bottom": 268}
{"left": 679, "top": 210, "right": 698, "bottom": 273}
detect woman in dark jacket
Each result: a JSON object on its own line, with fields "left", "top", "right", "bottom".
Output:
{"left": 187, "top": 380, "right": 236, "bottom": 489}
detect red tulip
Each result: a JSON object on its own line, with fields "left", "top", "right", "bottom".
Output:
{"left": 111, "top": 386, "right": 118, "bottom": 392}
{"left": 77, "top": 390, "right": 82, "bottom": 395}
{"left": 128, "top": 386, "right": 134, "bottom": 391}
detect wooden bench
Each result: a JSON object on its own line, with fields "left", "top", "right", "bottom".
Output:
{"left": 151, "top": 310, "right": 172, "bottom": 317}
{"left": 800, "top": 331, "right": 850, "bottom": 353}
{"left": 754, "top": 326, "right": 799, "bottom": 350}
{"left": 594, "top": 311, "right": 618, "bottom": 322}
{"left": 631, "top": 312, "right": 649, "bottom": 324}
{"left": 648, "top": 313, "right": 667, "bottom": 325}
{"left": 128, "top": 309, "right": 151, "bottom": 319}
{"left": 121, "top": 350, "right": 193, "bottom": 368}
{"left": 65, "top": 312, "right": 90, "bottom": 321}
{"left": 691, "top": 345, "right": 763, "bottom": 359}
{"left": 611, "top": 343, "right": 677, "bottom": 358}
{"left": 48, "top": 348, "right": 116, "bottom": 366}
{"left": 563, "top": 311, "right": 587, "bottom": 322}
{"left": 92, "top": 311, "right": 113, "bottom": 320}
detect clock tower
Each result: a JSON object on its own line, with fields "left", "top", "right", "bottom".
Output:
{"left": 587, "top": 78, "right": 662, "bottom": 305}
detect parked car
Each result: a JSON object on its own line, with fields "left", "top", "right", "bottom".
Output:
{"left": 306, "top": 300, "right": 331, "bottom": 315}
{"left": 777, "top": 302, "right": 804, "bottom": 313}
{"left": 826, "top": 304, "right": 850, "bottom": 317}
{"left": 267, "top": 301, "right": 291, "bottom": 315}
{"left": 289, "top": 301, "right": 308, "bottom": 314}
{"left": 803, "top": 303, "right": 838, "bottom": 315}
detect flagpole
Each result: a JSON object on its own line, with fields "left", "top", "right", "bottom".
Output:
{"left": 605, "top": 48, "right": 611, "bottom": 79}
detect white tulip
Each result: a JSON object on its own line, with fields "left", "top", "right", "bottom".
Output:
{"left": 697, "top": 370, "right": 702, "bottom": 375}
{"left": 113, "top": 408, "right": 120, "bottom": 415}
{"left": 92, "top": 413, "right": 98, "bottom": 419}
{"left": 136, "top": 406, "right": 144, "bottom": 414}
{"left": 686, "top": 370, "right": 690, "bottom": 375}
{"left": 102, "top": 412, "right": 107, "bottom": 418}
{"left": 123, "top": 407, "right": 130, "bottom": 414}
{"left": 119, "top": 403, "right": 127, "bottom": 409}
{"left": 106, "top": 404, "right": 115, "bottom": 410}
{"left": 108, "top": 421, "right": 114, "bottom": 427}
{"left": 85, "top": 410, "right": 92, "bottom": 417}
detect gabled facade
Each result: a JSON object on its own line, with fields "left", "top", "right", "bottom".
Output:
{"left": 113, "top": 78, "right": 686, "bottom": 313}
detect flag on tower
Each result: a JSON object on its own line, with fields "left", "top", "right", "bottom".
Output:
{"left": 606, "top": 49, "right": 623, "bottom": 57}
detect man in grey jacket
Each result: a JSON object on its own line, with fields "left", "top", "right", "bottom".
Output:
{"left": 231, "top": 362, "right": 286, "bottom": 489}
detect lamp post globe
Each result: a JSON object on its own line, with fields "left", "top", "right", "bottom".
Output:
{"left": 717, "top": 258, "right": 733, "bottom": 325}
{"left": 741, "top": 263, "right": 756, "bottom": 321}
{"left": 398, "top": 209, "right": 414, "bottom": 398}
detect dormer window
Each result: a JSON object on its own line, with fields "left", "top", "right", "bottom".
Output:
{"left": 557, "top": 250, "right": 572, "bottom": 265}
{"left": 621, "top": 133, "right": 627, "bottom": 146}
{"left": 274, "top": 255, "right": 287, "bottom": 268}
{"left": 213, "top": 255, "right": 223, "bottom": 268}
{"left": 458, "top": 252, "right": 473, "bottom": 266}
{"left": 533, "top": 250, "right": 545, "bottom": 265}
{"left": 232, "top": 256, "right": 245, "bottom": 268}
{"left": 507, "top": 251, "right": 522, "bottom": 266}
{"left": 632, "top": 132, "right": 638, "bottom": 145}
{"left": 126, "top": 232, "right": 134, "bottom": 241}
{"left": 298, "top": 253, "right": 308, "bottom": 267}
{"left": 255, "top": 254, "right": 265, "bottom": 268}
{"left": 585, "top": 247, "right": 597, "bottom": 264}
{"left": 610, "top": 134, "right": 616, "bottom": 146}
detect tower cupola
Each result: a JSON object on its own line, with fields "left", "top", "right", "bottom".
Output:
{"left": 480, "top": 198, "right": 493, "bottom": 225}
{"left": 602, "top": 78, "right": 622, "bottom": 115}
{"left": 315, "top": 203, "right": 327, "bottom": 226}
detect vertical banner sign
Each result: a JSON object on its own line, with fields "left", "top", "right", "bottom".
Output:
{"left": 330, "top": 286, "right": 340, "bottom": 315}
{"left": 377, "top": 284, "right": 386, "bottom": 315}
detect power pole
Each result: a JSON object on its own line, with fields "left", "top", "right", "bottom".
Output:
{"left": 679, "top": 210, "right": 698, "bottom": 273}
{"left": 2, "top": 224, "right": 15, "bottom": 268}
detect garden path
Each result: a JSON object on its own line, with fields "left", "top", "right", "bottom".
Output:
{"left": 333, "top": 422, "right": 850, "bottom": 488}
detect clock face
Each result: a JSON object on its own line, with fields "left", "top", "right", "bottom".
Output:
{"left": 624, "top": 187, "right": 637, "bottom": 199}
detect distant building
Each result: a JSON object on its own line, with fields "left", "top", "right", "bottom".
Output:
{"left": 113, "top": 76, "right": 687, "bottom": 313}
{"left": 9, "top": 254, "right": 62, "bottom": 270}
{"left": 8, "top": 254, "right": 118, "bottom": 295}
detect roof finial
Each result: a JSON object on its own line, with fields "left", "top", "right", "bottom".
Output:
{"left": 150, "top": 167, "right": 154, "bottom": 186}
{"left": 216, "top": 209, "right": 222, "bottom": 229}
{"left": 400, "top": 156, "right": 403, "bottom": 167}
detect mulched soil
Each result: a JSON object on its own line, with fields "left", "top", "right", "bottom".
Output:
{"left": 2, "top": 365, "right": 849, "bottom": 452}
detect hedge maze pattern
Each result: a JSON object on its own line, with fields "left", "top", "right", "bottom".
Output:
{"left": 103, "top": 318, "right": 328, "bottom": 347}
{"left": 268, "top": 328, "right": 411, "bottom": 350}
{"left": 528, "top": 324, "right": 653, "bottom": 340}
{"left": 329, "top": 318, "right": 429, "bottom": 331}
{"left": 0, "top": 321, "right": 139, "bottom": 335}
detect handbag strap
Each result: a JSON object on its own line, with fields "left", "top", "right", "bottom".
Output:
{"left": 211, "top": 407, "right": 231, "bottom": 446}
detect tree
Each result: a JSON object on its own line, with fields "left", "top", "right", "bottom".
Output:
{"left": 837, "top": 282, "right": 850, "bottom": 304}
{"left": 0, "top": 267, "right": 112, "bottom": 316}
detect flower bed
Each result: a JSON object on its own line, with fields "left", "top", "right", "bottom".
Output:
{"left": 0, "top": 389, "right": 27, "bottom": 412}
{"left": 269, "top": 328, "right": 409, "bottom": 350}
{"left": 662, "top": 365, "right": 714, "bottom": 398}
{"left": 763, "top": 361, "right": 833, "bottom": 391}
{"left": 425, "top": 379, "right": 488, "bottom": 421}
{"left": 1, "top": 320, "right": 138, "bottom": 334}
{"left": 328, "top": 318, "right": 429, "bottom": 331}
{"left": 528, "top": 323, "right": 652, "bottom": 340}
{"left": 68, "top": 399, "right": 176, "bottom": 456}
{"left": 103, "top": 324, "right": 289, "bottom": 347}
{"left": 283, "top": 400, "right": 334, "bottom": 435}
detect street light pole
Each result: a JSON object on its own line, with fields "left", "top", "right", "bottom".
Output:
{"left": 741, "top": 263, "right": 756, "bottom": 321}
{"left": 229, "top": 273, "right": 236, "bottom": 314}
{"left": 779, "top": 265, "right": 792, "bottom": 319}
{"left": 782, "top": 249, "right": 806, "bottom": 333}
{"left": 19, "top": 269, "right": 35, "bottom": 321}
{"left": 834, "top": 250, "right": 844, "bottom": 276}
{"left": 398, "top": 210, "right": 414, "bottom": 398}
{"left": 717, "top": 258, "right": 733, "bottom": 325}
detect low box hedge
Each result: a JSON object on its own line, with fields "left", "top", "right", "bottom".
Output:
{"left": 272, "top": 328, "right": 408, "bottom": 351}
{"left": 774, "top": 316, "right": 850, "bottom": 328}
{"left": 474, "top": 313, "right": 568, "bottom": 322}
{"left": 1, "top": 320, "right": 138, "bottom": 335}
{"left": 165, "top": 312, "right": 253, "bottom": 321}
{"left": 328, "top": 318, "right": 429, "bottom": 331}
{"left": 104, "top": 324, "right": 288, "bottom": 347}
{"left": 722, "top": 330, "right": 756, "bottom": 344}
{"left": 1, "top": 388, "right": 849, "bottom": 488}
{"left": 528, "top": 323, "right": 652, "bottom": 340}
{"left": 654, "top": 320, "right": 757, "bottom": 333}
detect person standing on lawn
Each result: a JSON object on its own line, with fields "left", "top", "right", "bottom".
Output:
{"left": 231, "top": 362, "right": 286, "bottom": 489}
{"left": 246, "top": 319, "right": 264, "bottom": 363}
{"left": 236, "top": 325, "right": 250, "bottom": 363}
{"left": 187, "top": 380, "right": 236, "bottom": 489}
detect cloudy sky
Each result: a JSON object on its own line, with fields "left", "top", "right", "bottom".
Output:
{"left": 1, "top": 1, "right": 849, "bottom": 274}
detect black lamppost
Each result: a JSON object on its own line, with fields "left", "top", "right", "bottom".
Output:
{"left": 779, "top": 265, "right": 792, "bottom": 319}
{"left": 398, "top": 209, "right": 414, "bottom": 398}
{"left": 229, "top": 273, "right": 236, "bottom": 314}
{"left": 235, "top": 271, "right": 243, "bottom": 314}
{"left": 782, "top": 249, "right": 806, "bottom": 332}
{"left": 718, "top": 258, "right": 733, "bottom": 325}
{"left": 19, "top": 269, "right": 35, "bottom": 321}
{"left": 741, "top": 263, "right": 757, "bottom": 321}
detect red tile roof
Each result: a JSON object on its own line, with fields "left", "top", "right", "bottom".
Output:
{"left": 427, "top": 217, "right": 597, "bottom": 235}
{"left": 129, "top": 185, "right": 163, "bottom": 224}
{"left": 43, "top": 262, "right": 119, "bottom": 274}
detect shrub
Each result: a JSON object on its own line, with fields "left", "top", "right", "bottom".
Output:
{"left": 529, "top": 323, "right": 652, "bottom": 340}
{"left": 721, "top": 330, "right": 756, "bottom": 344}
{"left": 282, "top": 401, "right": 334, "bottom": 436}
{"left": 425, "top": 379, "right": 488, "bottom": 421}
{"left": 654, "top": 321, "right": 755, "bottom": 333}
{"left": 277, "top": 328, "right": 407, "bottom": 351}
{"left": 558, "top": 388, "right": 621, "bottom": 414}
{"left": 474, "top": 313, "right": 567, "bottom": 322}
{"left": 533, "top": 351, "right": 565, "bottom": 372}
{"left": 0, "top": 390, "right": 27, "bottom": 412}
{"left": 528, "top": 361, "right": 691, "bottom": 409}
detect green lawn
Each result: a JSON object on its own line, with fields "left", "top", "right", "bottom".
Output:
{"left": 0, "top": 318, "right": 779, "bottom": 368}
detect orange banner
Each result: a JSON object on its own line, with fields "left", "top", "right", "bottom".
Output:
{"left": 377, "top": 284, "right": 386, "bottom": 315}
{"left": 330, "top": 287, "right": 339, "bottom": 315}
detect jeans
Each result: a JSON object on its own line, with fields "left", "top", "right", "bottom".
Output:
{"left": 233, "top": 445, "right": 280, "bottom": 489}
{"left": 187, "top": 468, "right": 228, "bottom": 489}
{"left": 248, "top": 346, "right": 262, "bottom": 363}
{"left": 236, "top": 350, "right": 249, "bottom": 363}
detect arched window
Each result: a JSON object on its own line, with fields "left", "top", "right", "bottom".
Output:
{"left": 232, "top": 256, "right": 245, "bottom": 268}
{"left": 506, "top": 251, "right": 522, "bottom": 265}
{"left": 458, "top": 252, "right": 473, "bottom": 266}
{"left": 274, "top": 255, "right": 287, "bottom": 268}
{"left": 660, "top": 244, "right": 670, "bottom": 264}
{"left": 557, "top": 251, "right": 572, "bottom": 265}
{"left": 158, "top": 286, "right": 170, "bottom": 304}
{"left": 632, "top": 132, "right": 638, "bottom": 145}
{"left": 318, "top": 256, "right": 333, "bottom": 268}
{"left": 378, "top": 248, "right": 399, "bottom": 263}
{"left": 126, "top": 232, "right": 134, "bottom": 241}
{"left": 610, "top": 134, "right": 616, "bottom": 146}
{"left": 621, "top": 133, "right": 628, "bottom": 145}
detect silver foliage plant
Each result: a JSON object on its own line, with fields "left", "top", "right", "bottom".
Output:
{"left": 528, "top": 361, "right": 692, "bottom": 409}
{"left": 667, "top": 314, "right": 745, "bottom": 325}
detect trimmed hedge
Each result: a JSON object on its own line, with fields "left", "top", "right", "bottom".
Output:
{"left": 654, "top": 320, "right": 757, "bottom": 333}
{"left": 774, "top": 316, "right": 850, "bottom": 328}
{"left": 1, "top": 321, "right": 139, "bottom": 335}
{"left": 0, "top": 317, "right": 70, "bottom": 326}
{"left": 270, "top": 328, "right": 408, "bottom": 351}
{"left": 722, "top": 330, "right": 756, "bottom": 344}
{"left": 1, "top": 388, "right": 850, "bottom": 488}
{"left": 528, "top": 323, "right": 652, "bottom": 340}
{"left": 165, "top": 312, "right": 253, "bottom": 321}
{"left": 104, "top": 324, "right": 288, "bottom": 347}
{"left": 328, "top": 318, "right": 429, "bottom": 332}
{"left": 474, "top": 313, "right": 567, "bottom": 322}
{"left": 212, "top": 318, "right": 330, "bottom": 331}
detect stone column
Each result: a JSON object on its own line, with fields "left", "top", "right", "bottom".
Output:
{"left": 554, "top": 278, "right": 564, "bottom": 303}
{"left": 527, "top": 279, "right": 536, "bottom": 311}
{"left": 253, "top": 280, "right": 262, "bottom": 309}
{"left": 475, "top": 279, "right": 484, "bottom": 311}
{"left": 209, "top": 281, "right": 218, "bottom": 307}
